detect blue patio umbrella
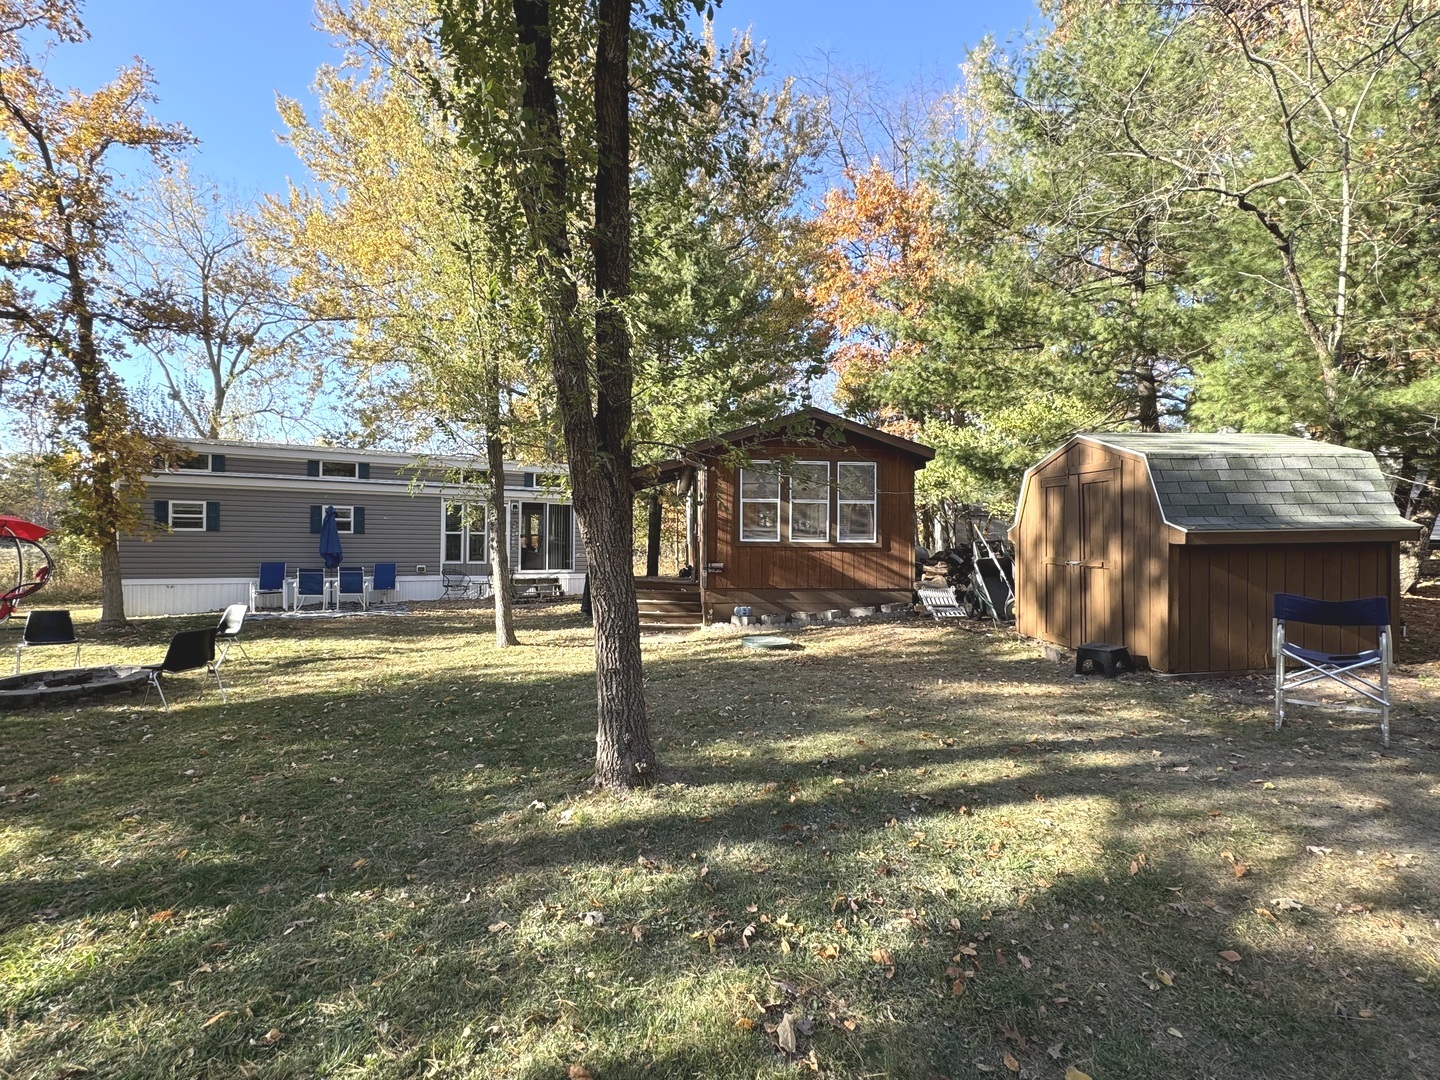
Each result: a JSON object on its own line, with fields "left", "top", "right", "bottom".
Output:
{"left": 319, "top": 505, "right": 344, "bottom": 570}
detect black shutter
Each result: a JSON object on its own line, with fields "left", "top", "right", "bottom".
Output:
{"left": 358, "top": 462, "right": 370, "bottom": 480}
{"left": 154, "top": 499, "right": 169, "bottom": 525}
{"left": 205, "top": 501, "right": 220, "bottom": 532}
{"left": 306, "top": 460, "right": 320, "bottom": 477}
{"left": 353, "top": 507, "right": 365, "bottom": 534}
{"left": 211, "top": 454, "right": 226, "bottom": 473}
{"left": 310, "top": 505, "right": 322, "bottom": 533}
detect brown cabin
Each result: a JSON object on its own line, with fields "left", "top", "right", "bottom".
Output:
{"left": 1009, "top": 434, "right": 1421, "bottom": 673}
{"left": 637, "top": 408, "right": 934, "bottom": 626}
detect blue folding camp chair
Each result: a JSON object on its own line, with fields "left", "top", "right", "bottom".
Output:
{"left": 250, "top": 562, "right": 287, "bottom": 611}
{"left": 371, "top": 562, "right": 398, "bottom": 604}
{"left": 1273, "top": 594, "right": 1394, "bottom": 747}
{"left": 293, "top": 567, "right": 327, "bottom": 611}
{"left": 337, "top": 566, "right": 368, "bottom": 610}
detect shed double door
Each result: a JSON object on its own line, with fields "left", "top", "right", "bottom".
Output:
{"left": 1040, "top": 470, "right": 1121, "bottom": 646}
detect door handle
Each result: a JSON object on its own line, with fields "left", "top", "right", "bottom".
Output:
{"left": 1065, "top": 560, "right": 1082, "bottom": 566}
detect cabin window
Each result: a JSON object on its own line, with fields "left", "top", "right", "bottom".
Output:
{"left": 176, "top": 453, "right": 211, "bottom": 471}
{"left": 519, "top": 502, "right": 573, "bottom": 571}
{"left": 331, "top": 505, "right": 356, "bottom": 534}
{"left": 168, "top": 500, "right": 206, "bottom": 531}
{"left": 837, "top": 462, "right": 877, "bottom": 543}
{"left": 444, "top": 502, "right": 486, "bottom": 563}
{"left": 739, "top": 462, "right": 781, "bottom": 541}
{"left": 321, "top": 460, "right": 358, "bottom": 478}
{"left": 788, "top": 462, "right": 830, "bottom": 542}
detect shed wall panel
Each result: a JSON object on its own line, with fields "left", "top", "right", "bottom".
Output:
{"left": 1170, "top": 542, "right": 1398, "bottom": 671}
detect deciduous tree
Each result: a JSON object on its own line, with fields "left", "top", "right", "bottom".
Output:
{"left": 0, "top": 0, "right": 191, "bottom": 626}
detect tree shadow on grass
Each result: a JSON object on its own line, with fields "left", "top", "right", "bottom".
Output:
{"left": 2, "top": 611, "right": 1438, "bottom": 1078}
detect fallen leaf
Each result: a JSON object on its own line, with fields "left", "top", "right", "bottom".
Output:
{"left": 776, "top": 1011, "right": 799, "bottom": 1055}
{"left": 487, "top": 921, "right": 510, "bottom": 933}
{"left": 1306, "top": 845, "right": 1332, "bottom": 857}
{"left": 1065, "top": 1067, "right": 1093, "bottom": 1080}
{"left": 567, "top": 1066, "right": 594, "bottom": 1080}
{"left": 1232, "top": 862, "right": 1250, "bottom": 879}
{"left": 201, "top": 1011, "right": 231, "bottom": 1029}
{"left": 1156, "top": 969, "right": 1175, "bottom": 986}
{"left": 1167, "top": 1026, "right": 1184, "bottom": 1038}
{"left": 1274, "top": 897, "right": 1303, "bottom": 911}
{"left": 734, "top": 1017, "right": 756, "bottom": 1031}
{"left": 1219, "top": 949, "right": 1243, "bottom": 963}
{"left": 1003, "top": 1050, "right": 1020, "bottom": 1072}
{"left": 255, "top": 1028, "right": 284, "bottom": 1047}
{"left": 149, "top": 909, "right": 175, "bottom": 923}
{"left": 581, "top": 911, "right": 605, "bottom": 926}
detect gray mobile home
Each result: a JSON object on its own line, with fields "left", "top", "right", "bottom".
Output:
{"left": 121, "top": 440, "right": 585, "bottom": 616}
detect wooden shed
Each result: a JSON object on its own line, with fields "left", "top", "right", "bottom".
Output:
{"left": 638, "top": 408, "right": 933, "bottom": 624}
{"left": 1009, "top": 434, "right": 1421, "bottom": 673}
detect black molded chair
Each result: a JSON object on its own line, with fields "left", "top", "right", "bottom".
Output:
{"left": 143, "top": 627, "right": 224, "bottom": 710}
{"left": 215, "top": 603, "right": 248, "bottom": 665}
{"left": 15, "top": 610, "right": 80, "bottom": 674}
{"left": 1274, "top": 593, "right": 1393, "bottom": 747}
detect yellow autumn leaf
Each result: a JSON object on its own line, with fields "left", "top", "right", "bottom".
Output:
{"left": 1065, "top": 1067, "right": 1093, "bottom": 1080}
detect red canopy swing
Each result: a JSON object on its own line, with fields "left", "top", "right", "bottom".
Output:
{"left": 0, "top": 516, "right": 54, "bottom": 622}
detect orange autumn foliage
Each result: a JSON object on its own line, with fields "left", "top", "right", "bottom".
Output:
{"left": 809, "top": 162, "right": 940, "bottom": 421}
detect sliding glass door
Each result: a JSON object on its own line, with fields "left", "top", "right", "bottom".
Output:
{"left": 519, "top": 502, "right": 573, "bottom": 571}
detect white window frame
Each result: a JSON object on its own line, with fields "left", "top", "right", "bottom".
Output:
{"left": 176, "top": 453, "right": 211, "bottom": 472}
{"left": 443, "top": 501, "right": 486, "bottom": 564}
{"left": 739, "top": 461, "right": 781, "bottom": 542}
{"left": 330, "top": 505, "right": 356, "bottom": 534}
{"left": 787, "top": 461, "right": 830, "bottom": 543}
{"left": 836, "top": 461, "right": 878, "bottom": 543}
{"left": 169, "top": 500, "right": 206, "bottom": 532}
{"left": 320, "top": 460, "right": 358, "bottom": 479}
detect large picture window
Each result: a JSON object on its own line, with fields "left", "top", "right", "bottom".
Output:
{"left": 444, "top": 502, "right": 486, "bottom": 563}
{"left": 788, "top": 462, "right": 829, "bottom": 542}
{"left": 519, "top": 502, "right": 573, "bottom": 571}
{"left": 739, "top": 462, "right": 781, "bottom": 541}
{"left": 836, "top": 461, "right": 877, "bottom": 543}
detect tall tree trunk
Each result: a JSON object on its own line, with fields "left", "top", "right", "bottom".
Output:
{"left": 98, "top": 539, "right": 125, "bottom": 626}
{"left": 511, "top": 0, "right": 653, "bottom": 788}
{"left": 486, "top": 430, "right": 519, "bottom": 646}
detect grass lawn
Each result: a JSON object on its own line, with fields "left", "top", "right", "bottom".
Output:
{"left": 2, "top": 599, "right": 1439, "bottom": 1079}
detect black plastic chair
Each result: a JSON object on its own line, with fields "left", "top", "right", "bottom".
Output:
{"left": 215, "top": 603, "right": 248, "bottom": 665}
{"left": 1274, "top": 593, "right": 1392, "bottom": 746}
{"left": 143, "top": 628, "right": 225, "bottom": 710}
{"left": 15, "top": 610, "right": 80, "bottom": 674}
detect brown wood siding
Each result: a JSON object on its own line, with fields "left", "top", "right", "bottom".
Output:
{"left": 1169, "top": 541, "right": 1399, "bottom": 671}
{"left": 704, "top": 441, "right": 919, "bottom": 593}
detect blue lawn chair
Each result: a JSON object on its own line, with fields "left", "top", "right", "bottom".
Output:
{"left": 1273, "top": 593, "right": 1394, "bottom": 747}
{"left": 293, "top": 567, "right": 327, "bottom": 611}
{"left": 337, "top": 566, "right": 368, "bottom": 610}
{"left": 371, "top": 562, "right": 398, "bottom": 604}
{"left": 250, "top": 562, "right": 287, "bottom": 611}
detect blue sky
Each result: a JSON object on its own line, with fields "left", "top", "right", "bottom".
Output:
{"left": 43, "top": 0, "right": 1042, "bottom": 198}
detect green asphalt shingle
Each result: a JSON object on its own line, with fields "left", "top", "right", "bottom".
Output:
{"left": 1081, "top": 433, "right": 1419, "bottom": 534}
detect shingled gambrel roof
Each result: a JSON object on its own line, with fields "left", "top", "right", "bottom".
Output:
{"left": 1079, "top": 433, "right": 1419, "bottom": 535}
